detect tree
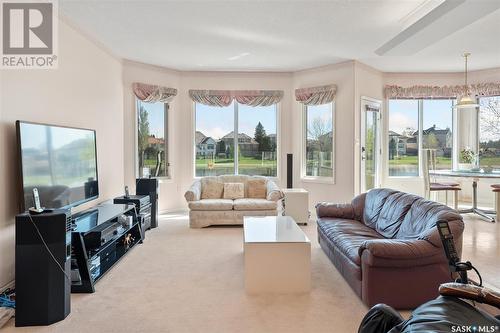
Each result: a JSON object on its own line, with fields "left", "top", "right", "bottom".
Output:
{"left": 254, "top": 122, "right": 272, "bottom": 151}
{"left": 138, "top": 106, "right": 150, "bottom": 170}
{"left": 308, "top": 117, "right": 332, "bottom": 152}
{"left": 424, "top": 133, "right": 439, "bottom": 149}
{"left": 389, "top": 138, "right": 397, "bottom": 160}
{"left": 216, "top": 140, "right": 226, "bottom": 155}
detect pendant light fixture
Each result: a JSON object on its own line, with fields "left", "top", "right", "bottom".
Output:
{"left": 454, "top": 52, "right": 479, "bottom": 109}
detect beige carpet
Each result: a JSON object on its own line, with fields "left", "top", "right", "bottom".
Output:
{"left": 3, "top": 213, "right": 370, "bottom": 333}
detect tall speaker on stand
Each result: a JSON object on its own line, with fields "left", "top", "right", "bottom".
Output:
{"left": 136, "top": 178, "right": 159, "bottom": 229}
{"left": 15, "top": 210, "right": 71, "bottom": 326}
{"left": 287, "top": 153, "right": 293, "bottom": 189}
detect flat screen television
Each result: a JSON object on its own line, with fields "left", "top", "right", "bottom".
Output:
{"left": 16, "top": 121, "right": 99, "bottom": 212}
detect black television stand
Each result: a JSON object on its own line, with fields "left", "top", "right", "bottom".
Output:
{"left": 70, "top": 203, "right": 143, "bottom": 293}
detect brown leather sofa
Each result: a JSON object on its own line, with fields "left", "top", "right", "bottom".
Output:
{"left": 316, "top": 188, "right": 464, "bottom": 309}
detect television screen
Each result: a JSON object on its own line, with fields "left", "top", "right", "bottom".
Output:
{"left": 17, "top": 121, "right": 99, "bottom": 212}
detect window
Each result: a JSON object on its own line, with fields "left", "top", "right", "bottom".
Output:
{"left": 388, "top": 99, "right": 454, "bottom": 176}
{"left": 422, "top": 99, "right": 453, "bottom": 170}
{"left": 137, "top": 100, "right": 169, "bottom": 178}
{"left": 479, "top": 96, "right": 500, "bottom": 170}
{"left": 195, "top": 102, "right": 278, "bottom": 177}
{"left": 303, "top": 103, "right": 334, "bottom": 179}
{"left": 388, "top": 100, "right": 419, "bottom": 176}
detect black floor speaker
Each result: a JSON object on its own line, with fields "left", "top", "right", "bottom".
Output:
{"left": 287, "top": 153, "right": 293, "bottom": 188}
{"left": 136, "top": 178, "right": 159, "bottom": 229}
{"left": 15, "top": 210, "right": 71, "bottom": 326}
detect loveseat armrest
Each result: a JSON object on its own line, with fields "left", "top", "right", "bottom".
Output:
{"left": 184, "top": 180, "right": 201, "bottom": 202}
{"left": 359, "top": 239, "right": 444, "bottom": 268}
{"left": 266, "top": 180, "right": 284, "bottom": 202}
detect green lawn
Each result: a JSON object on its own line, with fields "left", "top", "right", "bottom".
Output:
{"left": 196, "top": 156, "right": 277, "bottom": 176}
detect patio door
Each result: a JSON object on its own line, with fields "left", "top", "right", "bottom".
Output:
{"left": 361, "top": 97, "right": 382, "bottom": 192}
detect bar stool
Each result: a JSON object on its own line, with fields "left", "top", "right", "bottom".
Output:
{"left": 423, "top": 149, "right": 461, "bottom": 209}
{"left": 491, "top": 184, "right": 500, "bottom": 222}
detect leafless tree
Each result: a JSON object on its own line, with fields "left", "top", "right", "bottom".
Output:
{"left": 307, "top": 117, "right": 332, "bottom": 151}
{"left": 480, "top": 98, "right": 500, "bottom": 138}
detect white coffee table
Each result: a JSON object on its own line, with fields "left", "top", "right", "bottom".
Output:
{"left": 243, "top": 216, "right": 311, "bottom": 294}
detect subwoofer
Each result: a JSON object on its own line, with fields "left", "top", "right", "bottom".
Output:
{"left": 136, "top": 178, "right": 159, "bottom": 229}
{"left": 15, "top": 210, "right": 71, "bottom": 326}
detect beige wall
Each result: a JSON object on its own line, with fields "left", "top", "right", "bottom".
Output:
{"left": 292, "top": 62, "right": 357, "bottom": 208}
{"left": 0, "top": 21, "right": 124, "bottom": 287}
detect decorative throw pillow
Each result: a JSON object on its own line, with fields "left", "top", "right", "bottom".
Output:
{"left": 201, "top": 177, "right": 224, "bottom": 199}
{"left": 223, "top": 183, "right": 244, "bottom": 200}
{"left": 247, "top": 179, "right": 267, "bottom": 199}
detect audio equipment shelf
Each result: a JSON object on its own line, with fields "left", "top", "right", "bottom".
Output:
{"left": 71, "top": 204, "right": 143, "bottom": 293}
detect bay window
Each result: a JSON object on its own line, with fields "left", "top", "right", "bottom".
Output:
{"left": 136, "top": 100, "right": 169, "bottom": 178}
{"left": 303, "top": 102, "right": 334, "bottom": 179}
{"left": 195, "top": 102, "right": 278, "bottom": 177}
{"left": 387, "top": 98, "right": 454, "bottom": 176}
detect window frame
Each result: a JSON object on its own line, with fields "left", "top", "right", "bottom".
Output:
{"left": 192, "top": 101, "right": 280, "bottom": 179}
{"left": 386, "top": 98, "right": 456, "bottom": 178}
{"left": 135, "top": 98, "right": 171, "bottom": 180}
{"left": 301, "top": 102, "right": 335, "bottom": 184}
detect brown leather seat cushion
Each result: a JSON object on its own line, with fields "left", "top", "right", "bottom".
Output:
{"left": 317, "top": 218, "right": 382, "bottom": 265}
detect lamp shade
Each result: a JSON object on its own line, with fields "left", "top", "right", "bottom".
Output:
{"left": 454, "top": 95, "right": 479, "bottom": 109}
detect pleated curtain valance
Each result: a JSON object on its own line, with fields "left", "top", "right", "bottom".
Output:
{"left": 295, "top": 84, "right": 337, "bottom": 105}
{"left": 133, "top": 82, "right": 178, "bottom": 103}
{"left": 384, "top": 83, "right": 500, "bottom": 100}
{"left": 189, "top": 90, "right": 284, "bottom": 107}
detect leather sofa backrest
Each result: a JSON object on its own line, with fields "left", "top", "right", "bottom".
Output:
{"left": 374, "top": 191, "right": 420, "bottom": 238}
{"left": 363, "top": 188, "right": 397, "bottom": 229}
{"left": 397, "top": 197, "right": 463, "bottom": 246}
{"left": 363, "top": 188, "right": 463, "bottom": 242}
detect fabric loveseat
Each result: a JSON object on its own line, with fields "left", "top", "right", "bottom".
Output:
{"left": 184, "top": 175, "right": 284, "bottom": 228}
{"left": 316, "top": 188, "right": 464, "bottom": 309}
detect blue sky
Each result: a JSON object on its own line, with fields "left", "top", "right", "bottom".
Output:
{"left": 141, "top": 102, "right": 166, "bottom": 138}
{"left": 389, "top": 99, "right": 453, "bottom": 134}
{"left": 195, "top": 102, "right": 277, "bottom": 139}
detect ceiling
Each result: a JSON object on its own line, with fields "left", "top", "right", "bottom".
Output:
{"left": 60, "top": 0, "right": 500, "bottom": 73}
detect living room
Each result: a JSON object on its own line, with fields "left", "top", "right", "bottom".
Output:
{"left": 1, "top": 1, "right": 500, "bottom": 332}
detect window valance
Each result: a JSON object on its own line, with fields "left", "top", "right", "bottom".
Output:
{"left": 133, "top": 82, "right": 178, "bottom": 103}
{"left": 295, "top": 84, "right": 337, "bottom": 106}
{"left": 384, "top": 83, "right": 500, "bottom": 99}
{"left": 189, "top": 90, "right": 284, "bottom": 107}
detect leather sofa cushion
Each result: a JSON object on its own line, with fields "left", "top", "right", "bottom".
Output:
{"left": 233, "top": 198, "right": 277, "bottom": 211}
{"left": 375, "top": 192, "right": 420, "bottom": 238}
{"left": 188, "top": 199, "right": 234, "bottom": 211}
{"left": 317, "top": 218, "right": 382, "bottom": 265}
{"left": 363, "top": 188, "right": 397, "bottom": 229}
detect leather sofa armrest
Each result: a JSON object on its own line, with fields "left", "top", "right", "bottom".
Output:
{"left": 359, "top": 239, "right": 445, "bottom": 268}
{"left": 184, "top": 180, "right": 201, "bottom": 202}
{"left": 315, "top": 202, "right": 355, "bottom": 219}
{"left": 266, "top": 180, "right": 284, "bottom": 202}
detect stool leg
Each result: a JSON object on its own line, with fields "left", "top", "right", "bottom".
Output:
{"left": 453, "top": 190, "right": 459, "bottom": 211}
{"left": 496, "top": 192, "right": 500, "bottom": 223}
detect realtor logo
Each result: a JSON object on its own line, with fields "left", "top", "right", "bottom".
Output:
{"left": 1, "top": 0, "right": 58, "bottom": 68}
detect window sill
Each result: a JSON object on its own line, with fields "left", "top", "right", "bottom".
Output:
{"left": 301, "top": 176, "right": 335, "bottom": 185}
